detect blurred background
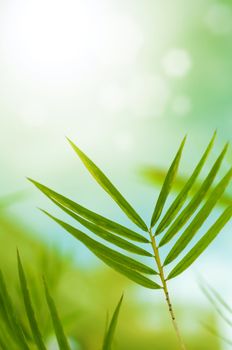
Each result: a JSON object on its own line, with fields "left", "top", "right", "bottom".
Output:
{"left": 0, "top": 0, "right": 232, "bottom": 349}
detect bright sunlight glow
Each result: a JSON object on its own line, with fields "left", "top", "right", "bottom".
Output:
{"left": 1, "top": 0, "right": 143, "bottom": 80}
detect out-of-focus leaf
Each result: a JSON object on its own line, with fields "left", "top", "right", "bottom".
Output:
{"left": 143, "top": 168, "right": 232, "bottom": 207}
{"left": 150, "top": 136, "right": 186, "bottom": 228}
{"left": 17, "top": 252, "right": 47, "bottom": 350}
{"left": 200, "top": 283, "right": 232, "bottom": 327}
{"left": 156, "top": 132, "right": 216, "bottom": 234}
{"left": 43, "top": 278, "right": 71, "bottom": 350}
{"left": 102, "top": 295, "right": 123, "bottom": 350}
{"left": 159, "top": 144, "right": 228, "bottom": 247}
{"left": 164, "top": 167, "right": 232, "bottom": 266}
{"left": 28, "top": 179, "right": 149, "bottom": 243}
{"left": 67, "top": 138, "right": 148, "bottom": 231}
{"left": 202, "top": 322, "right": 232, "bottom": 346}
{"left": 168, "top": 205, "right": 232, "bottom": 279}
{"left": 0, "top": 271, "right": 29, "bottom": 350}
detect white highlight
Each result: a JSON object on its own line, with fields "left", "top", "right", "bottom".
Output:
{"left": 162, "top": 49, "right": 192, "bottom": 78}
{"left": 1, "top": 0, "right": 143, "bottom": 81}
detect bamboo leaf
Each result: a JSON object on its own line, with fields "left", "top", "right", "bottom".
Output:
{"left": 164, "top": 167, "right": 232, "bottom": 266}
{"left": 17, "top": 252, "right": 47, "bottom": 350}
{"left": 200, "top": 282, "right": 232, "bottom": 327}
{"left": 28, "top": 179, "right": 149, "bottom": 243}
{"left": 96, "top": 253, "right": 161, "bottom": 289}
{"left": 43, "top": 278, "right": 71, "bottom": 350}
{"left": 156, "top": 132, "right": 216, "bottom": 234}
{"left": 168, "top": 205, "right": 232, "bottom": 279}
{"left": 67, "top": 138, "right": 148, "bottom": 231}
{"left": 0, "top": 271, "right": 30, "bottom": 350}
{"left": 205, "top": 283, "right": 232, "bottom": 316}
{"left": 150, "top": 136, "right": 186, "bottom": 228}
{"left": 41, "top": 210, "right": 158, "bottom": 276}
{"left": 54, "top": 200, "right": 152, "bottom": 257}
{"left": 102, "top": 295, "right": 123, "bottom": 350}
{"left": 202, "top": 322, "right": 232, "bottom": 346}
{"left": 159, "top": 143, "right": 228, "bottom": 247}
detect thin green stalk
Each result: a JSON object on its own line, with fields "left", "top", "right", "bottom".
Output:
{"left": 148, "top": 229, "right": 186, "bottom": 350}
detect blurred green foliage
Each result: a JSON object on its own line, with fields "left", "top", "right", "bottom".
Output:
{"left": 0, "top": 199, "right": 221, "bottom": 349}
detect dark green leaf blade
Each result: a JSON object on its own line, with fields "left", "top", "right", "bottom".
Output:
{"left": 164, "top": 168, "right": 232, "bottom": 266}
{"left": 17, "top": 252, "right": 47, "bottom": 350}
{"left": 0, "top": 271, "right": 30, "bottom": 350}
{"left": 43, "top": 278, "right": 71, "bottom": 350}
{"left": 28, "top": 179, "right": 149, "bottom": 244}
{"left": 168, "top": 205, "right": 232, "bottom": 279}
{"left": 41, "top": 210, "right": 158, "bottom": 276}
{"left": 156, "top": 132, "right": 216, "bottom": 234}
{"left": 151, "top": 136, "right": 186, "bottom": 228}
{"left": 96, "top": 251, "right": 161, "bottom": 289}
{"left": 159, "top": 143, "right": 228, "bottom": 247}
{"left": 54, "top": 201, "right": 152, "bottom": 257}
{"left": 102, "top": 295, "right": 123, "bottom": 350}
{"left": 67, "top": 138, "right": 148, "bottom": 231}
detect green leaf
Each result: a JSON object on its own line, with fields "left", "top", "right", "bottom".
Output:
{"left": 200, "top": 283, "right": 232, "bottom": 328}
{"left": 96, "top": 253, "right": 161, "bottom": 289}
{"left": 202, "top": 322, "right": 232, "bottom": 346}
{"left": 0, "top": 271, "right": 30, "bottom": 350}
{"left": 156, "top": 132, "right": 216, "bottom": 234}
{"left": 168, "top": 205, "right": 232, "bottom": 279}
{"left": 102, "top": 295, "right": 123, "bottom": 350}
{"left": 150, "top": 136, "right": 186, "bottom": 228}
{"left": 17, "top": 252, "right": 47, "bottom": 350}
{"left": 43, "top": 278, "right": 71, "bottom": 350}
{"left": 159, "top": 143, "right": 228, "bottom": 247}
{"left": 67, "top": 138, "right": 148, "bottom": 231}
{"left": 28, "top": 179, "right": 149, "bottom": 244}
{"left": 54, "top": 201, "right": 152, "bottom": 257}
{"left": 204, "top": 282, "right": 232, "bottom": 316}
{"left": 164, "top": 167, "right": 232, "bottom": 266}
{"left": 41, "top": 210, "right": 158, "bottom": 276}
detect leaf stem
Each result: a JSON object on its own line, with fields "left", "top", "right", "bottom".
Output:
{"left": 148, "top": 228, "right": 186, "bottom": 350}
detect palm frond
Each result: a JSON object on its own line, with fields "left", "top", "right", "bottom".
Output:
{"left": 29, "top": 134, "right": 232, "bottom": 349}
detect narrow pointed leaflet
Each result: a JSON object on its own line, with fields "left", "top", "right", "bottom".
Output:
{"left": 159, "top": 143, "right": 228, "bottom": 247}
{"left": 53, "top": 200, "right": 152, "bottom": 257}
{"left": 28, "top": 179, "right": 149, "bottom": 243}
{"left": 42, "top": 210, "right": 161, "bottom": 289}
{"left": 102, "top": 295, "right": 123, "bottom": 350}
{"left": 151, "top": 136, "right": 186, "bottom": 228}
{"left": 168, "top": 205, "right": 232, "bottom": 279}
{"left": 17, "top": 252, "right": 46, "bottom": 350}
{"left": 164, "top": 167, "right": 232, "bottom": 266}
{"left": 67, "top": 138, "right": 148, "bottom": 231}
{"left": 156, "top": 132, "right": 216, "bottom": 234}
{"left": 43, "top": 278, "right": 71, "bottom": 350}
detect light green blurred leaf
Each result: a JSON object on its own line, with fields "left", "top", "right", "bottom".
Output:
{"left": 43, "top": 278, "right": 71, "bottom": 350}
{"left": 102, "top": 295, "right": 123, "bottom": 350}
{"left": 17, "top": 251, "right": 47, "bottom": 350}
